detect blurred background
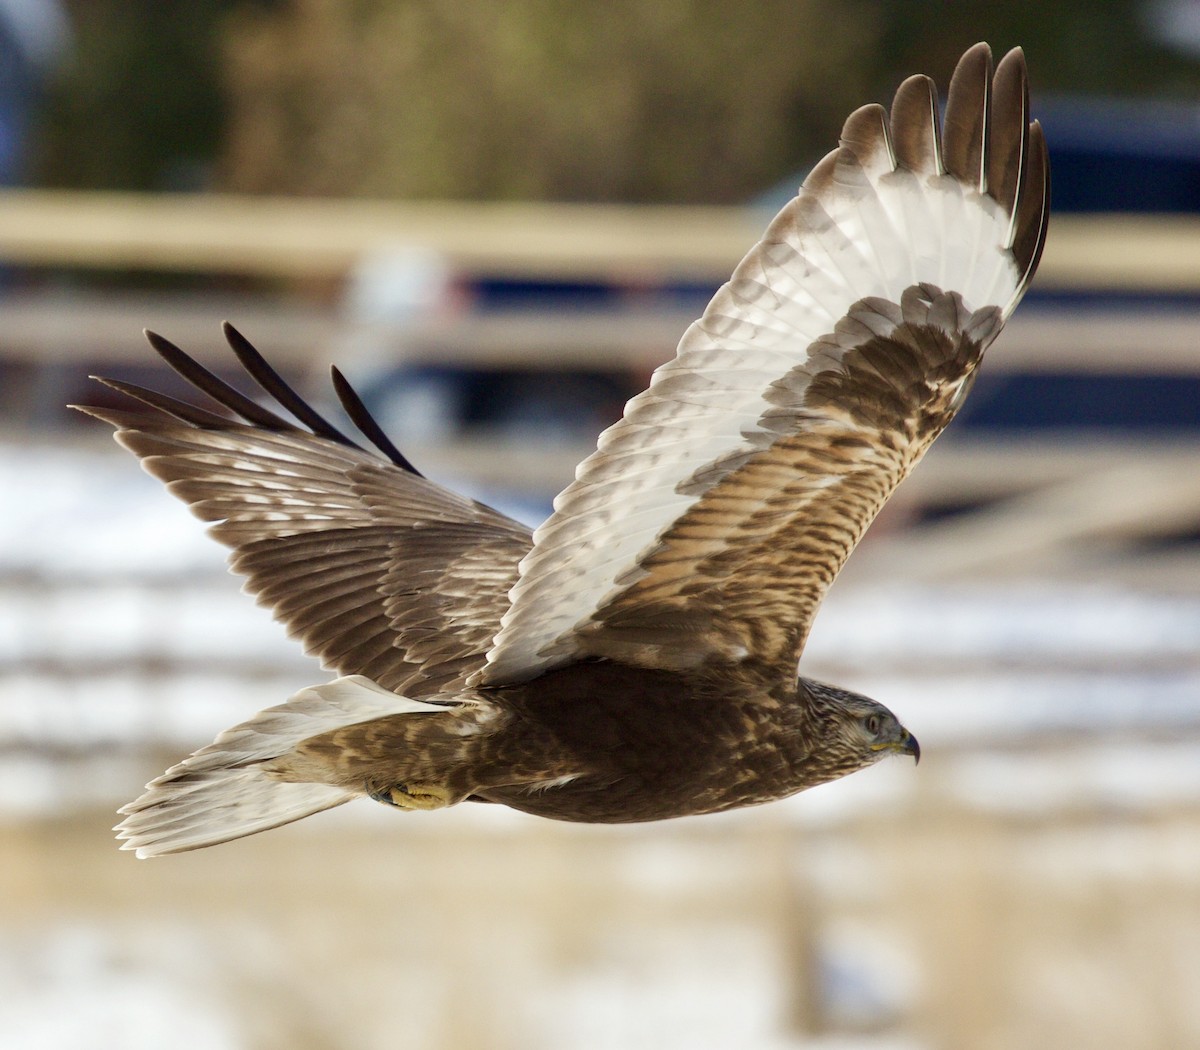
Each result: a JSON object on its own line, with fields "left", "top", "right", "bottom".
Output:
{"left": 2, "top": 1, "right": 1200, "bottom": 1048}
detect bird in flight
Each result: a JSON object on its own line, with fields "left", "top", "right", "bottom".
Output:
{"left": 80, "top": 43, "right": 1048, "bottom": 857}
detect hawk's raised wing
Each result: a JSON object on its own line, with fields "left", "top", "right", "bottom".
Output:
{"left": 482, "top": 43, "right": 1048, "bottom": 684}
{"left": 78, "top": 324, "right": 532, "bottom": 698}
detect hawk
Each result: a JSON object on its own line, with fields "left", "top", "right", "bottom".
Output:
{"left": 81, "top": 43, "right": 1048, "bottom": 857}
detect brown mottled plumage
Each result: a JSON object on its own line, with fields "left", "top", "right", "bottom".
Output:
{"left": 80, "top": 43, "right": 1048, "bottom": 857}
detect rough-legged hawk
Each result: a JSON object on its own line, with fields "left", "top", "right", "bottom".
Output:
{"left": 79, "top": 43, "right": 1049, "bottom": 856}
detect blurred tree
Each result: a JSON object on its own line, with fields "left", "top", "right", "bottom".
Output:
{"left": 32, "top": 0, "right": 243, "bottom": 190}
{"left": 27, "top": 0, "right": 1200, "bottom": 201}
{"left": 218, "top": 0, "right": 877, "bottom": 202}
{"left": 866, "top": 0, "right": 1200, "bottom": 98}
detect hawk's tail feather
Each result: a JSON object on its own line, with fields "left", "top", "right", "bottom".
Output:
{"left": 115, "top": 675, "right": 445, "bottom": 858}
{"left": 115, "top": 771, "right": 353, "bottom": 859}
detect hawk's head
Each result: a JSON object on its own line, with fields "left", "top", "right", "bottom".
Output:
{"left": 802, "top": 679, "right": 920, "bottom": 780}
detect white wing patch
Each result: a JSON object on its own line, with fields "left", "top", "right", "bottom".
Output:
{"left": 480, "top": 51, "right": 1041, "bottom": 685}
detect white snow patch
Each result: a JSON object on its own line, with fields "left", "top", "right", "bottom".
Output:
{"left": 0, "top": 924, "right": 238, "bottom": 1050}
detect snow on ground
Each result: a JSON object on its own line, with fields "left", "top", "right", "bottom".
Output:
{"left": 0, "top": 924, "right": 239, "bottom": 1050}
{"left": 3, "top": 442, "right": 1198, "bottom": 1050}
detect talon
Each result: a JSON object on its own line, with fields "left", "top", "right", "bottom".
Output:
{"left": 369, "top": 782, "right": 454, "bottom": 810}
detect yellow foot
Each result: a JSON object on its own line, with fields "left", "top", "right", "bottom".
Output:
{"left": 370, "top": 783, "right": 455, "bottom": 811}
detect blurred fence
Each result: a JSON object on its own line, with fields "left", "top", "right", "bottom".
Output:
{"left": 1, "top": 189, "right": 1200, "bottom": 288}
{"left": 2, "top": 191, "right": 1200, "bottom": 1050}
{"left": 1, "top": 190, "right": 1197, "bottom": 577}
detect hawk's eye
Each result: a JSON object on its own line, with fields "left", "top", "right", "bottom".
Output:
{"left": 865, "top": 715, "right": 881, "bottom": 735}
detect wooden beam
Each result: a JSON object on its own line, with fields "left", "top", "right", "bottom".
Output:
{"left": 0, "top": 189, "right": 758, "bottom": 283}
{"left": 0, "top": 190, "right": 1198, "bottom": 290}
{"left": 3, "top": 289, "right": 1199, "bottom": 373}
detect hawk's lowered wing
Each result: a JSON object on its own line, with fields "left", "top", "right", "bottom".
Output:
{"left": 78, "top": 324, "right": 531, "bottom": 698}
{"left": 482, "top": 44, "right": 1048, "bottom": 684}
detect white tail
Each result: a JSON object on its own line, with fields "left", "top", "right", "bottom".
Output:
{"left": 115, "top": 675, "right": 446, "bottom": 858}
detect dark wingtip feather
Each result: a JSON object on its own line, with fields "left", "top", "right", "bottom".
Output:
{"left": 889, "top": 74, "right": 941, "bottom": 175}
{"left": 82, "top": 324, "right": 425, "bottom": 478}
{"left": 987, "top": 47, "right": 1030, "bottom": 221}
{"left": 1012, "top": 119, "right": 1050, "bottom": 294}
{"left": 87, "top": 375, "right": 243, "bottom": 428}
{"left": 142, "top": 328, "right": 296, "bottom": 431}
{"left": 943, "top": 41, "right": 993, "bottom": 191}
{"left": 220, "top": 322, "right": 361, "bottom": 449}
{"left": 800, "top": 148, "right": 840, "bottom": 196}
{"left": 68, "top": 403, "right": 146, "bottom": 429}
{"left": 330, "top": 365, "right": 424, "bottom": 477}
{"left": 222, "top": 322, "right": 421, "bottom": 474}
{"left": 839, "top": 103, "right": 893, "bottom": 172}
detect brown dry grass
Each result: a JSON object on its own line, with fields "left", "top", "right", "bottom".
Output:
{"left": 4, "top": 757, "right": 1199, "bottom": 1050}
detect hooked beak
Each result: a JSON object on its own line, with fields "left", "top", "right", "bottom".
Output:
{"left": 870, "top": 728, "right": 921, "bottom": 764}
